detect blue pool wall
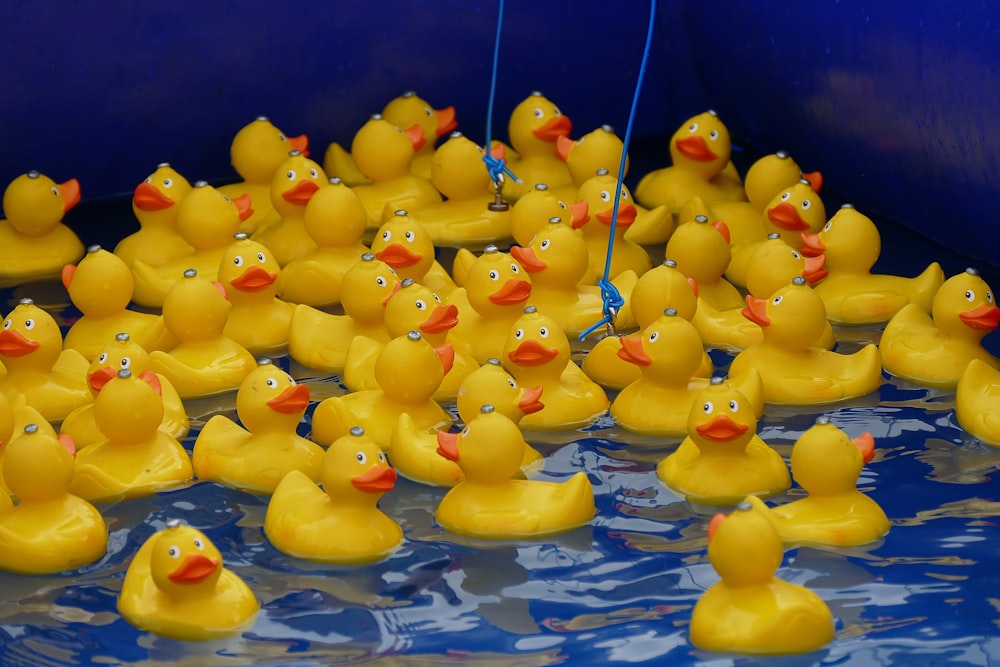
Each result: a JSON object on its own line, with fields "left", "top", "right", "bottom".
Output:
{"left": 2, "top": 1, "right": 998, "bottom": 268}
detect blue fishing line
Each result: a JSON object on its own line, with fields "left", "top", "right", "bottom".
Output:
{"left": 579, "top": 0, "right": 657, "bottom": 341}
{"left": 481, "top": 0, "right": 520, "bottom": 186}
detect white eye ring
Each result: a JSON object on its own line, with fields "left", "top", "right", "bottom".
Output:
{"left": 801, "top": 200, "right": 812, "bottom": 210}
{"left": 286, "top": 170, "right": 296, "bottom": 180}
{"left": 309, "top": 168, "right": 319, "bottom": 179}
{"left": 514, "top": 329, "right": 524, "bottom": 340}
{"left": 507, "top": 378, "right": 516, "bottom": 388}
{"left": 781, "top": 192, "right": 791, "bottom": 201}
{"left": 405, "top": 231, "right": 415, "bottom": 242}
{"left": 648, "top": 331, "right": 659, "bottom": 343}
{"left": 163, "top": 178, "right": 173, "bottom": 188}
{"left": 533, "top": 108, "right": 544, "bottom": 119}
{"left": 382, "top": 230, "right": 392, "bottom": 241}
{"left": 702, "top": 401, "right": 714, "bottom": 414}
{"left": 98, "top": 353, "right": 108, "bottom": 363}
{"left": 989, "top": 292, "right": 995, "bottom": 304}
{"left": 376, "top": 276, "right": 388, "bottom": 287}
{"left": 488, "top": 270, "right": 500, "bottom": 281}
{"left": 688, "top": 123, "right": 699, "bottom": 133}
{"left": 791, "top": 250, "right": 802, "bottom": 260}
{"left": 356, "top": 451, "right": 367, "bottom": 464}
{"left": 415, "top": 299, "right": 427, "bottom": 310}
{"left": 168, "top": 545, "right": 181, "bottom": 558}
{"left": 23, "top": 319, "right": 34, "bottom": 330}
{"left": 120, "top": 357, "right": 131, "bottom": 369}
{"left": 823, "top": 221, "right": 832, "bottom": 232}
{"left": 377, "top": 451, "right": 387, "bottom": 463}
{"left": 600, "top": 191, "right": 611, "bottom": 202}
{"left": 461, "top": 426, "right": 471, "bottom": 438}
{"left": 729, "top": 400, "right": 739, "bottom": 412}
{"left": 772, "top": 295, "right": 784, "bottom": 306}
{"left": 538, "top": 327, "right": 549, "bottom": 338}
{"left": 965, "top": 290, "right": 976, "bottom": 302}
{"left": 709, "top": 130, "right": 719, "bottom": 140}
{"left": 193, "top": 538, "right": 204, "bottom": 550}
{"left": 266, "top": 377, "right": 278, "bottom": 388}
{"left": 257, "top": 252, "right": 266, "bottom": 262}
{"left": 539, "top": 239, "right": 550, "bottom": 250}
{"left": 510, "top": 263, "right": 520, "bottom": 274}
{"left": 233, "top": 256, "right": 244, "bottom": 266}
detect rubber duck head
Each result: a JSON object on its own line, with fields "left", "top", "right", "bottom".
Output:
{"left": 510, "top": 183, "right": 589, "bottom": 246}
{"left": 687, "top": 377, "right": 757, "bottom": 452}
{"left": 0, "top": 298, "right": 64, "bottom": 373}
{"left": 455, "top": 358, "right": 544, "bottom": 424}
{"left": 374, "top": 331, "right": 452, "bottom": 404}
{"left": 303, "top": 178, "right": 368, "bottom": 247}
{"left": 430, "top": 132, "right": 498, "bottom": 201}
{"left": 177, "top": 181, "right": 252, "bottom": 251}
{"left": 932, "top": 268, "right": 1000, "bottom": 338}
{"left": 744, "top": 151, "right": 822, "bottom": 212}
{"left": 88, "top": 332, "right": 154, "bottom": 396}
{"left": 131, "top": 163, "right": 192, "bottom": 226}
{"left": 384, "top": 278, "right": 458, "bottom": 342}
{"left": 616, "top": 308, "right": 704, "bottom": 382}
{"left": 745, "top": 233, "right": 827, "bottom": 298}
{"left": 556, "top": 124, "right": 628, "bottom": 188}
{"left": 148, "top": 520, "right": 224, "bottom": 597}
{"left": 790, "top": 416, "right": 874, "bottom": 496}
{"left": 631, "top": 259, "right": 700, "bottom": 329}
{"left": 436, "top": 404, "right": 524, "bottom": 482}
{"left": 507, "top": 91, "right": 572, "bottom": 156}
{"left": 235, "top": 359, "right": 310, "bottom": 435}
{"left": 510, "top": 216, "right": 590, "bottom": 288}
{"left": 504, "top": 305, "right": 571, "bottom": 372}
{"left": 382, "top": 91, "right": 457, "bottom": 155}
{"left": 218, "top": 233, "right": 280, "bottom": 302}
{"left": 763, "top": 179, "right": 826, "bottom": 246}
{"left": 463, "top": 245, "right": 532, "bottom": 318}
{"left": 799, "top": 204, "right": 879, "bottom": 273}
{"left": 269, "top": 151, "right": 326, "bottom": 218}
{"left": 94, "top": 368, "right": 164, "bottom": 445}
{"left": 161, "top": 269, "right": 231, "bottom": 342}
{"left": 2, "top": 170, "right": 81, "bottom": 236}
{"left": 371, "top": 210, "right": 436, "bottom": 282}
{"left": 742, "top": 276, "right": 827, "bottom": 348}
{"left": 577, "top": 169, "right": 637, "bottom": 233}
{"left": 340, "top": 253, "right": 400, "bottom": 325}
{"left": 320, "top": 426, "right": 397, "bottom": 506}
{"left": 707, "top": 499, "right": 783, "bottom": 587}
{"left": 352, "top": 114, "right": 425, "bottom": 181}
{"left": 668, "top": 110, "right": 731, "bottom": 180}
{"left": 229, "top": 116, "right": 309, "bottom": 184}
{"left": 62, "top": 245, "right": 135, "bottom": 317}
{"left": 666, "top": 214, "right": 732, "bottom": 286}
{"left": 3, "top": 423, "right": 76, "bottom": 502}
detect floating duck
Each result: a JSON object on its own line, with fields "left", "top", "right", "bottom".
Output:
{"left": 502, "top": 306, "right": 609, "bottom": 430}
{"left": 577, "top": 169, "right": 654, "bottom": 280}
{"left": 956, "top": 359, "right": 1000, "bottom": 448}
{"left": 117, "top": 519, "right": 259, "bottom": 641}
{"left": 287, "top": 253, "right": 399, "bottom": 373}
{"left": 218, "top": 233, "right": 294, "bottom": 355}
{"left": 370, "top": 209, "right": 457, "bottom": 299}
{"left": 656, "top": 377, "right": 789, "bottom": 504}
{"left": 633, "top": 110, "right": 745, "bottom": 213}
{"left": 113, "top": 163, "right": 194, "bottom": 274}
{"left": 0, "top": 392, "right": 14, "bottom": 500}
{"left": 750, "top": 416, "right": 889, "bottom": 547}
{"left": 62, "top": 245, "right": 172, "bottom": 359}
{"left": 407, "top": 133, "right": 513, "bottom": 247}
{"left": 0, "top": 170, "right": 85, "bottom": 285}
{"left": 59, "top": 332, "right": 189, "bottom": 448}
{"left": 446, "top": 245, "right": 533, "bottom": 363}
{"left": 666, "top": 214, "right": 743, "bottom": 311}
{"left": 192, "top": 360, "right": 323, "bottom": 494}
{"left": 799, "top": 204, "right": 945, "bottom": 325}
{"left": 277, "top": 178, "right": 371, "bottom": 307}
{"left": 148, "top": 269, "right": 257, "bottom": 399}
{"left": 348, "top": 114, "right": 442, "bottom": 231}
{"left": 69, "top": 369, "right": 193, "bottom": 502}
{"left": 556, "top": 124, "right": 628, "bottom": 191}
{"left": 250, "top": 150, "right": 327, "bottom": 267}
{"left": 509, "top": 183, "right": 590, "bottom": 249}
{"left": 509, "top": 217, "right": 638, "bottom": 336}
{"left": 265, "top": 426, "right": 403, "bottom": 563}
{"left": 311, "top": 330, "right": 454, "bottom": 448}
{"left": 0, "top": 298, "right": 91, "bottom": 422}
{"left": 455, "top": 357, "right": 545, "bottom": 426}
{"left": 0, "top": 423, "right": 107, "bottom": 574}
{"left": 130, "top": 181, "right": 253, "bottom": 308}
{"left": 743, "top": 150, "right": 822, "bottom": 212}
{"left": 502, "top": 91, "right": 574, "bottom": 201}
{"left": 729, "top": 276, "right": 882, "bottom": 404}
{"left": 434, "top": 404, "right": 595, "bottom": 538}
{"left": 880, "top": 267, "right": 1000, "bottom": 389}
{"left": 689, "top": 500, "right": 835, "bottom": 655}
{"left": 218, "top": 116, "right": 309, "bottom": 234}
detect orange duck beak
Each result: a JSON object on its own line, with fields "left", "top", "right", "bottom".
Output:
{"left": 767, "top": 202, "right": 809, "bottom": 231}
{"left": 960, "top": 303, "right": 1000, "bottom": 330}
{"left": 712, "top": 220, "right": 731, "bottom": 244}
{"left": 616, "top": 335, "right": 651, "bottom": 366}
{"left": 0, "top": 330, "right": 40, "bottom": 357}
{"left": 436, "top": 106, "right": 458, "bottom": 136}
{"left": 59, "top": 178, "right": 82, "bottom": 212}
{"left": 597, "top": 203, "right": 637, "bottom": 227}
{"left": 168, "top": 553, "right": 219, "bottom": 584}
{"left": 555, "top": 134, "right": 575, "bottom": 162}
{"left": 282, "top": 180, "right": 319, "bottom": 206}
{"left": 381, "top": 280, "right": 402, "bottom": 307}
{"left": 61, "top": 263, "right": 77, "bottom": 290}
{"left": 803, "top": 255, "right": 828, "bottom": 284}
{"left": 230, "top": 193, "right": 254, "bottom": 221}
{"left": 352, "top": 464, "right": 397, "bottom": 493}
{"left": 230, "top": 265, "right": 277, "bottom": 292}
{"left": 267, "top": 383, "right": 311, "bottom": 414}
{"left": 288, "top": 133, "right": 310, "bottom": 157}
{"left": 802, "top": 171, "right": 823, "bottom": 193}
{"left": 532, "top": 115, "right": 572, "bottom": 142}
{"left": 435, "top": 343, "right": 456, "bottom": 375}
{"left": 508, "top": 339, "right": 559, "bottom": 366}
{"left": 799, "top": 232, "right": 825, "bottom": 257}
{"left": 854, "top": 432, "right": 876, "bottom": 464}
{"left": 436, "top": 430, "right": 460, "bottom": 461}
{"left": 133, "top": 181, "right": 175, "bottom": 211}
{"left": 404, "top": 123, "right": 426, "bottom": 152}
{"left": 509, "top": 246, "right": 546, "bottom": 273}
{"left": 675, "top": 136, "right": 716, "bottom": 161}
{"left": 695, "top": 414, "right": 749, "bottom": 442}
{"left": 88, "top": 366, "right": 117, "bottom": 393}
{"left": 375, "top": 243, "right": 422, "bottom": 269}
{"left": 421, "top": 304, "right": 459, "bottom": 334}
{"left": 488, "top": 278, "right": 531, "bottom": 305}
{"left": 518, "top": 385, "right": 545, "bottom": 415}
{"left": 741, "top": 295, "right": 770, "bottom": 327}
{"left": 568, "top": 199, "right": 590, "bottom": 228}
{"left": 707, "top": 513, "right": 727, "bottom": 542}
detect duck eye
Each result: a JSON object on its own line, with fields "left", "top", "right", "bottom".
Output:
{"left": 23, "top": 319, "right": 34, "bottom": 330}
{"left": 989, "top": 291, "right": 995, "bottom": 303}
{"left": 404, "top": 231, "right": 415, "bottom": 242}
{"left": 965, "top": 290, "right": 976, "bottom": 302}
{"left": 648, "top": 331, "right": 659, "bottom": 343}
{"left": 620, "top": 190, "right": 630, "bottom": 201}
{"left": 432, "top": 293, "right": 442, "bottom": 303}
{"left": 553, "top": 106, "right": 562, "bottom": 116}
{"left": 424, "top": 107, "right": 433, "bottom": 117}
{"left": 461, "top": 426, "right": 471, "bottom": 438}
{"left": 729, "top": 400, "right": 739, "bottom": 412}
{"left": 2, "top": 320, "right": 9, "bottom": 329}
{"left": 309, "top": 168, "right": 319, "bottom": 179}
{"left": 278, "top": 133, "right": 287, "bottom": 142}
{"left": 533, "top": 108, "right": 544, "bottom": 119}
{"left": 600, "top": 190, "right": 611, "bottom": 202}
{"left": 266, "top": 377, "right": 278, "bottom": 388}
{"left": 193, "top": 538, "right": 204, "bottom": 550}
{"left": 376, "top": 276, "right": 388, "bottom": 287}
{"left": 163, "top": 178, "right": 173, "bottom": 188}
{"left": 515, "top": 328, "right": 525, "bottom": 340}
{"left": 144, "top": 177, "right": 153, "bottom": 184}
{"left": 772, "top": 295, "right": 784, "bottom": 306}
{"left": 702, "top": 401, "right": 714, "bottom": 414}
{"left": 356, "top": 451, "right": 367, "bottom": 464}
{"left": 120, "top": 356, "right": 131, "bottom": 369}
{"left": 257, "top": 252, "right": 266, "bottom": 262}
{"left": 382, "top": 230, "right": 392, "bottom": 241}
{"left": 98, "top": 353, "right": 108, "bottom": 363}
{"left": 540, "top": 239, "right": 550, "bottom": 250}
{"left": 791, "top": 250, "right": 802, "bottom": 260}
{"left": 507, "top": 378, "right": 516, "bottom": 388}
{"left": 539, "top": 327, "right": 549, "bottom": 338}
{"left": 233, "top": 255, "right": 244, "bottom": 266}
{"left": 781, "top": 192, "right": 791, "bottom": 201}
{"left": 557, "top": 200, "right": 568, "bottom": 210}
{"left": 168, "top": 545, "right": 180, "bottom": 558}
{"left": 488, "top": 270, "right": 500, "bottom": 281}
{"left": 801, "top": 200, "right": 812, "bottom": 210}
{"left": 286, "top": 170, "right": 297, "bottom": 180}
{"left": 823, "top": 221, "right": 832, "bottom": 232}
{"left": 51, "top": 187, "right": 60, "bottom": 196}
{"left": 709, "top": 129, "right": 719, "bottom": 140}
{"left": 378, "top": 450, "right": 387, "bottom": 463}
{"left": 415, "top": 299, "right": 427, "bottom": 310}
{"left": 510, "top": 263, "right": 520, "bottom": 274}
{"left": 688, "top": 123, "right": 699, "bottom": 133}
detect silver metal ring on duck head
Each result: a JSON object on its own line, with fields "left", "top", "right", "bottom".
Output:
{"left": 798, "top": 178, "right": 811, "bottom": 186}
{"left": 394, "top": 209, "right": 408, "bottom": 217}
{"left": 966, "top": 267, "right": 980, "bottom": 276}
{"left": 406, "top": 330, "right": 422, "bottom": 342}
{"left": 256, "top": 358, "right": 273, "bottom": 367}
{"left": 371, "top": 114, "right": 383, "bottom": 121}
{"left": 710, "top": 376, "right": 725, "bottom": 386}
{"left": 841, "top": 203, "right": 855, "bottom": 210}
{"left": 118, "top": 368, "right": 132, "bottom": 379}
{"left": 157, "top": 162, "right": 171, "bottom": 168}
{"left": 350, "top": 426, "right": 365, "bottom": 437}
{"left": 523, "top": 305, "right": 538, "bottom": 315}
{"left": 767, "top": 232, "right": 781, "bottom": 240}
{"left": 601, "top": 124, "right": 615, "bottom": 133}
{"left": 87, "top": 244, "right": 101, "bottom": 253}
{"left": 166, "top": 518, "right": 181, "bottom": 529}
{"left": 548, "top": 216, "right": 562, "bottom": 225}
{"left": 18, "top": 297, "right": 33, "bottom": 306}
{"left": 533, "top": 183, "right": 549, "bottom": 192}
{"left": 401, "top": 91, "right": 415, "bottom": 98}
{"left": 734, "top": 500, "right": 752, "bottom": 512}
{"left": 288, "top": 150, "right": 302, "bottom": 158}
{"left": 194, "top": 180, "right": 208, "bottom": 188}
{"left": 530, "top": 91, "right": 542, "bottom": 97}
{"left": 776, "top": 150, "right": 789, "bottom": 159}
{"left": 328, "top": 177, "right": 342, "bottom": 185}
{"left": 233, "top": 232, "right": 248, "bottom": 241}
{"left": 664, "top": 308, "right": 678, "bottom": 317}
{"left": 662, "top": 259, "right": 677, "bottom": 268}
{"left": 183, "top": 268, "right": 197, "bottom": 278}
{"left": 23, "top": 423, "right": 39, "bottom": 434}
{"left": 596, "top": 168, "right": 610, "bottom": 177}
{"left": 815, "top": 415, "right": 832, "bottom": 425}
{"left": 485, "top": 358, "right": 502, "bottom": 366}
{"left": 483, "top": 245, "right": 499, "bottom": 255}
{"left": 792, "top": 276, "right": 807, "bottom": 286}
{"left": 255, "top": 116, "right": 269, "bottom": 122}
{"left": 360, "top": 253, "right": 375, "bottom": 262}
{"left": 27, "top": 171, "right": 40, "bottom": 179}
{"left": 116, "top": 332, "right": 130, "bottom": 342}
{"left": 480, "top": 404, "right": 495, "bottom": 414}
{"left": 707, "top": 109, "right": 718, "bottom": 117}
{"left": 449, "top": 131, "right": 462, "bottom": 139}
{"left": 694, "top": 215, "right": 708, "bottom": 224}
{"left": 400, "top": 277, "right": 415, "bottom": 289}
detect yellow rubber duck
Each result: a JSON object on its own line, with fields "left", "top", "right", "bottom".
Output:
{"left": 634, "top": 110, "right": 745, "bottom": 213}
{"left": 446, "top": 245, "right": 533, "bottom": 363}
{"left": 287, "top": 253, "right": 399, "bottom": 373}
{"left": 0, "top": 298, "right": 91, "bottom": 422}
{"left": 218, "top": 116, "right": 309, "bottom": 234}
{"left": 265, "top": 426, "right": 403, "bottom": 563}
{"left": 577, "top": 169, "right": 654, "bottom": 280}
{"left": 277, "top": 178, "right": 371, "bottom": 307}
{"left": 556, "top": 124, "right": 628, "bottom": 191}
{"left": 656, "top": 377, "right": 789, "bottom": 504}
{"left": 956, "top": 358, "right": 1000, "bottom": 447}
{"left": 148, "top": 269, "right": 257, "bottom": 399}
{"left": 455, "top": 357, "right": 545, "bottom": 426}
{"left": 729, "top": 276, "right": 882, "bottom": 404}
{"left": 611, "top": 308, "right": 763, "bottom": 437}
{"left": 502, "top": 91, "right": 574, "bottom": 201}
{"left": 744, "top": 150, "right": 822, "bottom": 212}
{"left": 799, "top": 204, "right": 945, "bottom": 325}
{"left": 251, "top": 150, "right": 327, "bottom": 267}
{"left": 0, "top": 423, "right": 107, "bottom": 574}
{"left": 750, "top": 416, "right": 889, "bottom": 547}
{"left": 59, "top": 332, "right": 189, "bottom": 448}
{"left": 509, "top": 217, "right": 638, "bottom": 336}
{"left": 880, "top": 267, "right": 1000, "bottom": 389}
{"left": 0, "top": 170, "right": 85, "bottom": 285}
{"left": 61, "top": 245, "right": 173, "bottom": 359}
{"left": 370, "top": 209, "right": 457, "bottom": 299}
{"left": 348, "top": 114, "right": 443, "bottom": 231}
{"left": 502, "top": 305, "right": 608, "bottom": 430}
{"left": 311, "top": 330, "right": 454, "bottom": 449}
{"left": 114, "top": 163, "right": 194, "bottom": 275}
{"left": 510, "top": 182, "right": 590, "bottom": 249}
{"left": 131, "top": 181, "right": 253, "bottom": 308}
{"left": 689, "top": 500, "right": 835, "bottom": 655}
{"left": 666, "top": 214, "right": 744, "bottom": 311}
{"left": 117, "top": 519, "right": 259, "bottom": 640}
{"left": 69, "top": 368, "right": 193, "bottom": 502}
{"left": 218, "top": 233, "right": 294, "bottom": 355}
{"left": 406, "top": 133, "right": 512, "bottom": 247}
{"left": 192, "top": 360, "right": 321, "bottom": 494}
{"left": 0, "top": 392, "right": 14, "bottom": 501}
{"left": 434, "top": 404, "right": 595, "bottom": 538}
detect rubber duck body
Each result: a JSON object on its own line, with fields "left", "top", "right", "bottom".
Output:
{"left": 577, "top": 169, "right": 653, "bottom": 281}
{"left": 510, "top": 182, "right": 590, "bottom": 249}
{"left": 117, "top": 520, "right": 258, "bottom": 641}
{"left": 689, "top": 500, "right": 835, "bottom": 655}
{"left": 751, "top": 417, "right": 888, "bottom": 547}
{"left": 0, "top": 170, "right": 85, "bottom": 285}
{"left": 880, "top": 268, "right": 1000, "bottom": 389}
{"left": 250, "top": 150, "right": 327, "bottom": 267}
{"left": 729, "top": 277, "right": 882, "bottom": 405}
{"left": 218, "top": 116, "right": 309, "bottom": 234}
{"left": 148, "top": 269, "right": 257, "bottom": 399}
{"left": 634, "top": 110, "right": 745, "bottom": 213}
{"left": 70, "top": 369, "right": 193, "bottom": 502}
{"left": 277, "top": 178, "right": 371, "bottom": 307}
{"left": 656, "top": 377, "right": 789, "bottom": 504}
{"left": 370, "top": 209, "right": 457, "bottom": 299}
{"left": 503, "top": 306, "right": 609, "bottom": 430}
{"left": 114, "top": 163, "right": 194, "bottom": 275}
{"left": 265, "top": 427, "right": 402, "bottom": 564}
{"left": 956, "top": 358, "right": 1000, "bottom": 447}
{"left": 192, "top": 361, "right": 323, "bottom": 495}
{"left": 667, "top": 214, "right": 743, "bottom": 311}
{"left": 0, "top": 424, "right": 107, "bottom": 574}
{"left": 434, "top": 405, "right": 595, "bottom": 538}
{"left": 800, "top": 204, "right": 945, "bottom": 325}
{"left": 502, "top": 92, "right": 574, "bottom": 201}
{"left": 557, "top": 124, "right": 628, "bottom": 192}
{"left": 0, "top": 298, "right": 92, "bottom": 422}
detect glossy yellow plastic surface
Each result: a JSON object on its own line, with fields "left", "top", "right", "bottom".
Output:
{"left": 114, "top": 163, "right": 195, "bottom": 276}
{"left": 251, "top": 151, "right": 326, "bottom": 267}
{"left": 509, "top": 183, "right": 589, "bottom": 248}
{"left": 218, "top": 233, "right": 293, "bottom": 355}
{"left": 956, "top": 358, "right": 1000, "bottom": 448}
{"left": 558, "top": 124, "right": 628, "bottom": 190}
{"left": 502, "top": 91, "right": 574, "bottom": 201}
{"left": 370, "top": 210, "right": 457, "bottom": 299}
{"left": 382, "top": 91, "right": 458, "bottom": 181}
{"left": 576, "top": 170, "right": 652, "bottom": 280}
{"left": 666, "top": 215, "right": 743, "bottom": 311}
